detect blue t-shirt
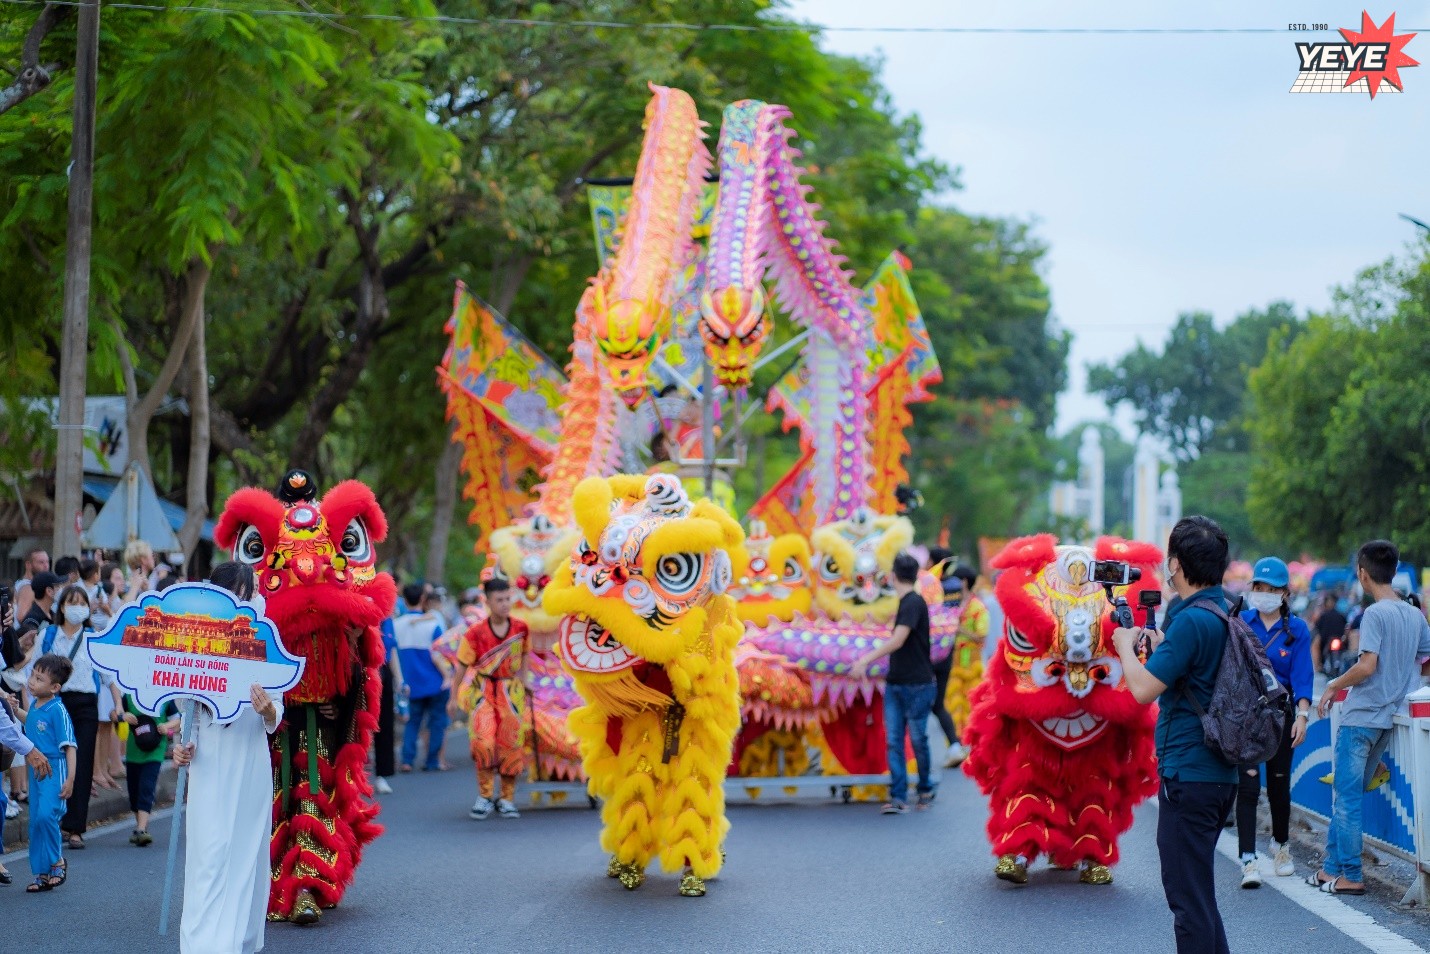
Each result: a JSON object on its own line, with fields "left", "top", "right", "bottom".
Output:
{"left": 25, "top": 697, "right": 77, "bottom": 760}
{"left": 391, "top": 612, "right": 445, "bottom": 699}
{"left": 1240, "top": 610, "right": 1315, "bottom": 705}
{"left": 1145, "top": 586, "right": 1237, "bottom": 784}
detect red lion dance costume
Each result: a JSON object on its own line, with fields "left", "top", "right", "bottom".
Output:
{"left": 214, "top": 470, "right": 397, "bottom": 924}
{"left": 963, "top": 535, "right": 1160, "bottom": 886}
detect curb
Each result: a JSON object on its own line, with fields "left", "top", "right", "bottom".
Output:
{"left": 1285, "top": 805, "right": 1427, "bottom": 908}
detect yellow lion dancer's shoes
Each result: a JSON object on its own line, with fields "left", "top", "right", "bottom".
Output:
{"left": 1080, "top": 863, "right": 1114, "bottom": 886}
{"left": 679, "top": 869, "right": 707, "bottom": 897}
{"left": 995, "top": 854, "right": 1028, "bottom": 885}
{"left": 615, "top": 863, "right": 645, "bottom": 891}
{"left": 289, "top": 889, "right": 322, "bottom": 925}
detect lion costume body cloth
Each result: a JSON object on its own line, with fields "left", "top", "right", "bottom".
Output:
{"left": 543, "top": 474, "right": 743, "bottom": 897}
{"left": 963, "top": 535, "right": 1160, "bottom": 886}
{"left": 214, "top": 471, "right": 397, "bottom": 923}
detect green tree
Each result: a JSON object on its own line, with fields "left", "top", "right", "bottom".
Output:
{"left": 1248, "top": 250, "right": 1430, "bottom": 556}
{"left": 900, "top": 207, "right": 1069, "bottom": 555}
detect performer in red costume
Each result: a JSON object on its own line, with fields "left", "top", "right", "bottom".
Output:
{"left": 963, "top": 535, "right": 1161, "bottom": 886}
{"left": 214, "top": 470, "right": 397, "bottom": 924}
{"left": 449, "top": 577, "right": 531, "bottom": 820}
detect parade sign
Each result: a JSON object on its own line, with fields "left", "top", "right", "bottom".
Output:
{"left": 87, "top": 582, "right": 304, "bottom": 724}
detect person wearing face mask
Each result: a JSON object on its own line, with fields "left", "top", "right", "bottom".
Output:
{"left": 26, "top": 584, "right": 123, "bottom": 851}
{"left": 1233, "top": 557, "right": 1314, "bottom": 888}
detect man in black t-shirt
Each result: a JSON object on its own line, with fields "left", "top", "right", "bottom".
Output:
{"left": 852, "top": 553, "right": 936, "bottom": 814}
{"left": 1312, "top": 593, "right": 1346, "bottom": 673}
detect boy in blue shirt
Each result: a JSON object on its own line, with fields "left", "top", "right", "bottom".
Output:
{"left": 24, "top": 653, "right": 77, "bottom": 893}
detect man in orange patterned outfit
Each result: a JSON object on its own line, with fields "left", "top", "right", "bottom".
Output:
{"left": 449, "top": 578, "right": 530, "bottom": 819}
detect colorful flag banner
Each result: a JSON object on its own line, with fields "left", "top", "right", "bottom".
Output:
{"left": 440, "top": 282, "right": 567, "bottom": 547}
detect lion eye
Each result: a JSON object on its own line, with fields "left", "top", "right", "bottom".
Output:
{"left": 235, "top": 526, "right": 266, "bottom": 566}
{"left": 339, "top": 518, "right": 372, "bottom": 563}
{"left": 1006, "top": 623, "right": 1035, "bottom": 653}
{"left": 818, "top": 555, "right": 841, "bottom": 582}
{"left": 655, "top": 553, "right": 705, "bottom": 595}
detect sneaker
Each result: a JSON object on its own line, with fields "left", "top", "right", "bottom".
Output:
{"left": 943, "top": 745, "right": 968, "bottom": 769}
{"left": 374, "top": 776, "right": 393, "bottom": 795}
{"left": 1241, "top": 858, "right": 1262, "bottom": 889}
{"left": 469, "top": 796, "right": 494, "bottom": 820}
{"left": 129, "top": 829, "right": 142, "bottom": 846}
{"left": 496, "top": 798, "right": 520, "bottom": 819}
{"left": 880, "top": 801, "right": 909, "bottom": 815}
{"left": 3, "top": 800, "right": 18, "bottom": 820}
{"left": 135, "top": 830, "right": 153, "bottom": 847}
{"left": 1273, "top": 841, "right": 1294, "bottom": 877}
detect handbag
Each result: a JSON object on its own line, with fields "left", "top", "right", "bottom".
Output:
{"left": 130, "top": 711, "right": 163, "bottom": 753}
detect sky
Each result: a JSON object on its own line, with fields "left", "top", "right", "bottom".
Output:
{"left": 787, "top": 0, "right": 1429, "bottom": 433}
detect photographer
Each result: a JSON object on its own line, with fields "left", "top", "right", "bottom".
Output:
{"left": 1111, "top": 516, "right": 1236, "bottom": 954}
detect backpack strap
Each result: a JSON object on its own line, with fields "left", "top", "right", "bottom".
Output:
{"left": 1178, "top": 598, "right": 1231, "bottom": 717}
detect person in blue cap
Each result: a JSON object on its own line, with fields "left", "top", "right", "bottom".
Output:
{"left": 1234, "top": 556, "right": 1314, "bottom": 888}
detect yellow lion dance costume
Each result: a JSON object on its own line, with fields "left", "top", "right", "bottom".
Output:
{"left": 544, "top": 473, "right": 743, "bottom": 897}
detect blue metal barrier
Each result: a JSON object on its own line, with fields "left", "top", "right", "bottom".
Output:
{"left": 1290, "top": 714, "right": 1416, "bottom": 858}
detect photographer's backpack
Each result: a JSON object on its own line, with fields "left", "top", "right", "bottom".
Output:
{"left": 1182, "top": 600, "right": 1287, "bottom": 765}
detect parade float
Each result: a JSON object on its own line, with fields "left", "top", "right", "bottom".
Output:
{"left": 439, "top": 84, "right": 951, "bottom": 802}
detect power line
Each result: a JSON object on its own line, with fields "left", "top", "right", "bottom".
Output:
{"left": 0, "top": 0, "right": 1386, "bottom": 35}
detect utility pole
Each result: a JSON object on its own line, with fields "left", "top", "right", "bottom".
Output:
{"left": 53, "top": 0, "right": 100, "bottom": 558}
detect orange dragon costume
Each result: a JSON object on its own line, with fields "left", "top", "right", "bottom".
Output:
{"left": 214, "top": 470, "right": 397, "bottom": 924}
{"left": 544, "top": 473, "right": 743, "bottom": 897}
{"left": 963, "top": 535, "right": 1160, "bottom": 886}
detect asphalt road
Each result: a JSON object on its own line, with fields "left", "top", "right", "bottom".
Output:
{"left": 8, "top": 730, "right": 1430, "bottom": 954}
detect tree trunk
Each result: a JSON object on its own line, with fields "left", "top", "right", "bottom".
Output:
{"left": 177, "top": 297, "right": 210, "bottom": 558}
{"left": 127, "top": 260, "right": 210, "bottom": 477}
{"left": 424, "top": 421, "right": 463, "bottom": 584}
{"left": 51, "top": 0, "right": 98, "bottom": 560}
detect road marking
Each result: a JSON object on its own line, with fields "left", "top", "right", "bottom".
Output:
{"left": 1215, "top": 831, "right": 1427, "bottom": 953}
{"left": 1, "top": 805, "right": 176, "bottom": 865}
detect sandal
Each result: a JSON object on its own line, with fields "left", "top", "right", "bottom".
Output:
{"left": 0, "top": 867, "right": 11, "bottom": 886}
{"left": 26, "top": 876, "right": 53, "bottom": 893}
{"left": 48, "top": 860, "right": 65, "bottom": 887}
{"left": 65, "top": 834, "right": 84, "bottom": 851}
{"left": 1305, "top": 870, "right": 1334, "bottom": 887}
{"left": 1319, "top": 877, "right": 1366, "bottom": 896}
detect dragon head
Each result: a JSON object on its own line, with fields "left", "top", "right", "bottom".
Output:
{"left": 486, "top": 513, "right": 582, "bottom": 636}
{"left": 728, "top": 520, "right": 811, "bottom": 626}
{"left": 213, "top": 470, "right": 397, "bottom": 642}
{"left": 698, "top": 283, "right": 768, "bottom": 389}
{"left": 988, "top": 534, "right": 1163, "bottom": 750}
{"left": 809, "top": 508, "right": 913, "bottom": 623}
{"left": 588, "top": 284, "right": 664, "bottom": 408}
{"left": 544, "top": 474, "right": 742, "bottom": 679}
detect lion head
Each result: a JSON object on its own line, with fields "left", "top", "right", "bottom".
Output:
{"left": 728, "top": 520, "right": 811, "bottom": 627}
{"left": 486, "top": 513, "right": 581, "bottom": 636}
{"left": 809, "top": 508, "right": 913, "bottom": 623}
{"left": 544, "top": 474, "right": 744, "bottom": 689}
{"left": 987, "top": 534, "right": 1162, "bottom": 750}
